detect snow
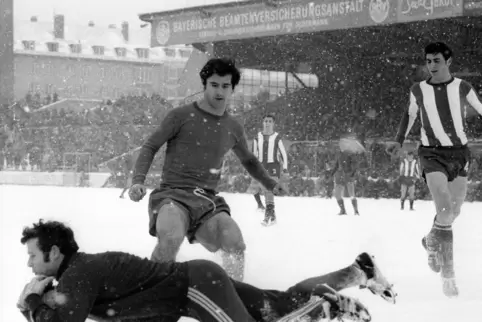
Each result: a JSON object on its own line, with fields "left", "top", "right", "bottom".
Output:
{"left": 1, "top": 185, "right": 481, "bottom": 322}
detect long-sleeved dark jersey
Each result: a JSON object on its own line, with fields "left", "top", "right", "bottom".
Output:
{"left": 132, "top": 102, "right": 277, "bottom": 192}
{"left": 21, "top": 252, "right": 189, "bottom": 322}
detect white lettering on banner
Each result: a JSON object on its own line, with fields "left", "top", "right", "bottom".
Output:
{"left": 401, "top": 0, "right": 455, "bottom": 16}
{"left": 172, "top": 17, "right": 217, "bottom": 33}
{"left": 171, "top": 0, "right": 364, "bottom": 33}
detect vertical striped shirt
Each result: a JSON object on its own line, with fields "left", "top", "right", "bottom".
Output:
{"left": 252, "top": 132, "right": 288, "bottom": 170}
{"left": 400, "top": 159, "right": 420, "bottom": 177}
{"left": 395, "top": 77, "right": 482, "bottom": 147}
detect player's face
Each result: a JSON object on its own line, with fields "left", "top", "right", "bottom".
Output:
{"left": 204, "top": 74, "right": 234, "bottom": 110}
{"left": 426, "top": 53, "right": 451, "bottom": 81}
{"left": 263, "top": 117, "right": 274, "bottom": 133}
{"left": 26, "top": 238, "right": 57, "bottom": 277}
{"left": 407, "top": 154, "right": 413, "bottom": 161}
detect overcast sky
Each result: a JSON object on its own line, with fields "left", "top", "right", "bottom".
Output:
{"left": 15, "top": 0, "right": 240, "bottom": 26}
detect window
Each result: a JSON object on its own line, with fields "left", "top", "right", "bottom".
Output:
{"left": 66, "top": 64, "right": 75, "bottom": 75}
{"left": 22, "top": 41, "right": 35, "bottom": 51}
{"left": 98, "top": 86, "right": 107, "bottom": 98}
{"left": 92, "top": 46, "right": 105, "bottom": 55}
{"left": 28, "top": 82, "right": 40, "bottom": 93}
{"left": 100, "top": 67, "right": 106, "bottom": 79}
{"left": 116, "top": 67, "right": 126, "bottom": 80}
{"left": 45, "top": 84, "right": 54, "bottom": 95}
{"left": 46, "top": 42, "right": 59, "bottom": 52}
{"left": 81, "top": 65, "right": 90, "bottom": 78}
{"left": 70, "top": 44, "right": 82, "bottom": 54}
{"left": 136, "top": 48, "right": 150, "bottom": 59}
{"left": 136, "top": 67, "right": 152, "bottom": 84}
{"left": 163, "top": 48, "right": 175, "bottom": 57}
{"left": 43, "top": 63, "right": 53, "bottom": 75}
{"left": 179, "top": 49, "right": 191, "bottom": 58}
{"left": 115, "top": 47, "right": 126, "bottom": 57}
{"left": 161, "top": 64, "right": 170, "bottom": 80}
{"left": 80, "top": 85, "right": 88, "bottom": 95}
{"left": 113, "top": 88, "right": 122, "bottom": 98}
{"left": 168, "top": 66, "right": 178, "bottom": 79}
{"left": 32, "top": 63, "right": 41, "bottom": 76}
{"left": 167, "top": 87, "right": 178, "bottom": 98}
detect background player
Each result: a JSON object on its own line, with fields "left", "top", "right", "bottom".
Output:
{"left": 399, "top": 151, "right": 420, "bottom": 210}
{"left": 247, "top": 113, "right": 288, "bottom": 226}
{"left": 119, "top": 154, "right": 134, "bottom": 199}
{"left": 388, "top": 42, "right": 482, "bottom": 297}
{"left": 330, "top": 136, "right": 364, "bottom": 216}
{"left": 19, "top": 219, "right": 396, "bottom": 322}
{"left": 129, "top": 58, "right": 285, "bottom": 281}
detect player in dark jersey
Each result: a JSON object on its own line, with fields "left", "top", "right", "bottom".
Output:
{"left": 18, "top": 220, "right": 396, "bottom": 322}
{"left": 330, "top": 137, "right": 364, "bottom": 216}
{"left": 388, "top": 42, "right": 482, "bottom": 297}
{"left": 129, "top": 58, "right": 285, "bottom": 282}
{"left": 399, "top": 151, "right": 420, "bottom": 210}
{"left": 247, "top": 114, "right": 288, "bottom": 226}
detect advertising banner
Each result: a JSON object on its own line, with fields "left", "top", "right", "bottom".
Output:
{"left": 396, "top": 0, "right": 464, "bottom": 22}
{"left": 463, "top": 0, "right": 482, "bottom": 15}
{"left": 150, "top": 0, "right": 398, "bottom": 46}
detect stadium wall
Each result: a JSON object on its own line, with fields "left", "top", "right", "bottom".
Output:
{"left": 0, "top": 171, "right": 110, "bottom": 187}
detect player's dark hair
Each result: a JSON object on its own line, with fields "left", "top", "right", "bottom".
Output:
{"left": 21, "top": 219, "right": 79, "bottom": 261}
{"left": 200, "top": 58, "right": 241, "bottom": 89}
{"left": 407, "top": 151, "right": 414, "bottom": 156}
{"left": 424, "top": 42, "right": 453, "bottom": 61}
{"left": 263, "top": 113, "right": 275, "bottom": 121}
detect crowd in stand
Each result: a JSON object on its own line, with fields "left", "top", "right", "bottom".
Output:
{"left": 1, "top": 47, "right": 482, "bottom": 199}
{"left": 0, "top": 94, "right": 171, "bottom": 172}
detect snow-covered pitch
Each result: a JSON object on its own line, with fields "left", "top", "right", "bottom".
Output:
{"left": 1, "top": 185, "right": 481, "bottom": 322}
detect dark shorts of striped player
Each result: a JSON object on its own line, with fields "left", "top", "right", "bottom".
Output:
{"left": 400, "top": 176, "right": 416, "bottom": 187}
{"left": 418, "top": 145, "right": 471, "bottom": 182}
{"left": 334, "top": 172, "right": 356, "bottom": 186}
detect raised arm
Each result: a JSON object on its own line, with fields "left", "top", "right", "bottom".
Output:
{"left": 132, "top": 110, "right": 181, "bottom": 185}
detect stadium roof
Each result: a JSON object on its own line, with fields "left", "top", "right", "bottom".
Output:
{"left": 138, "top": 0, "right": 481, "bottom": 70}
{"left": 139, "top": 0, "right": 267, "bottom": 21}
{"left": 14, "top": 17, "right": 193, "bottom": 63}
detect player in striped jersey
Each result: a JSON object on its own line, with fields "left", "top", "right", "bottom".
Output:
{"left": 389, "top": 42, "right": 482, "bottom": 297}
{"left": 399, "top": 151, "right": 420, "bottom": 210}
{"left": 247, "top": 114, "right": 288, "bottom": 226}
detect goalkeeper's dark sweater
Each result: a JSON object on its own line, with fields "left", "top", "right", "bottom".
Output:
{"left": 21, "top": 251, "right": 189, "bottom": 322}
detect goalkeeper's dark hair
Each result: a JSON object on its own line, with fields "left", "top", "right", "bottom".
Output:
{"left": 21, "top": 219, "right": 79, "bottom": 260}
{"left": 200, "top": 58, "right": 241, "bottom": 89}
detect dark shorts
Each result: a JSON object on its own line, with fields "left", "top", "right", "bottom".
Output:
{"left": 334, "top": 173, "right": 356, "bottom": 186}
{"left": 418, "top": 145, "right": 471, "bottom": 182}
{"left": 400, "top": 176, "right": 416, "bottom": 187}
{"left": 148, "top": 186, "right": 230, "bottom": 243}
